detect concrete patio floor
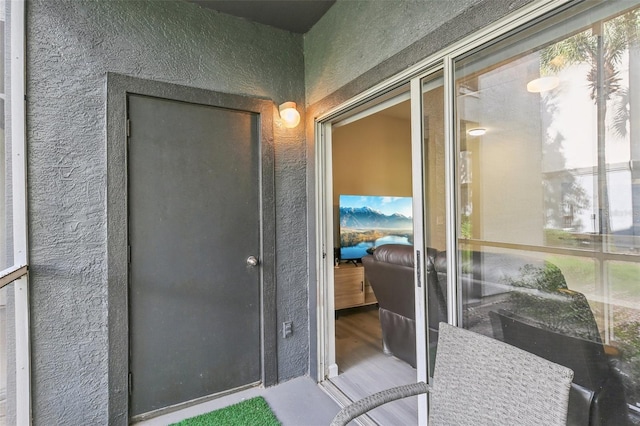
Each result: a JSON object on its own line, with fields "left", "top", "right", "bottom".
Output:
{"left": 135, "top": 376, "right": 342, "bottom": 426}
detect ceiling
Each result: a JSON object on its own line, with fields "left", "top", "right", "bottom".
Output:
{"left": 188, "top": 0, "right": 336, "bottom": 34}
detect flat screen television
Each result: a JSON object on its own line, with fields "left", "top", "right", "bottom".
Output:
{"left": 338, "top": 194, "right": 413, "bottom": 261}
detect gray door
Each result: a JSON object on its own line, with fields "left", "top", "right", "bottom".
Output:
{"left": 128, "top": 94, "right": 261, "bottom": 416}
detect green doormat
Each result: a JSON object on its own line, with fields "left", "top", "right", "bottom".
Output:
{"left": 170, "top": 396, "right": 281, "bottom": 426}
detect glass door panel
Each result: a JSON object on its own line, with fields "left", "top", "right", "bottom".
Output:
{"left": 454, "top": 2, "right": 640, "bottom": 422}
{"left": 331, "top": 86, "right": 419, "bottom": 425}
{"left": 420, "top": 71, "right": 446, "bottom": 377}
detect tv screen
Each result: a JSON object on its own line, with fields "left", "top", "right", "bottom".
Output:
{"left": 338, "top": 194, "right": 413, "bottom": 261}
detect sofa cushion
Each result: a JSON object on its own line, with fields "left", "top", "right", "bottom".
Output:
{"left": 373, "top": 244, "right": 414, "bottom": 267}
{"left": 362, "top": 252, "right": 415, "bottom": 320}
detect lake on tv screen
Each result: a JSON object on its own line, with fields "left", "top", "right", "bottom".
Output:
{"left": 341, "top": 235, "right": 411, "bottom": 260}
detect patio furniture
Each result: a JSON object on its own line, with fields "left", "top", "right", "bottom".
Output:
{"left": 491, "top": 309, "right": 629, "bottom": 426}
{"left": 330, "top": 322, "right": 574, "bottom": 426}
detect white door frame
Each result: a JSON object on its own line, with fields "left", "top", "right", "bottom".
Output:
{"left": 409, "top": 76, "right": 429, "bottom": 423}
{"left": 314, "top": 85, "right": 429, "bottom": 403}
{"left": 315, "top": 119, "right": 339, "bottom": 380}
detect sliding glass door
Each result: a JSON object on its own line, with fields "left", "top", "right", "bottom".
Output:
{"left": 454, "top": 2, "right": 640, "bottom": 423}
{"left": 319, "top": 2, "right": 640, "bottom": 424}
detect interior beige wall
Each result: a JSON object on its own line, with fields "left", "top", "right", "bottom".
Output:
{"left": 332, "top": 112, "right": 412, "bottom": 245}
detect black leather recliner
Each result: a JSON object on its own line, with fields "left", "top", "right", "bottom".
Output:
{"left": 361, "top": 244, "right": 417, "bottom": 368}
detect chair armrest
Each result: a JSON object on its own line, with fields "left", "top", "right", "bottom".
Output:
{"left": 330, "top": 381, "right": 430, "bottom": 426}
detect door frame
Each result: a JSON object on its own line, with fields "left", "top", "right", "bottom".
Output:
{"left": 106, "top": 73, "right": 277, "bottom": 422}
{"left": 313, "top": 83, "right": 430, "bottom": 420}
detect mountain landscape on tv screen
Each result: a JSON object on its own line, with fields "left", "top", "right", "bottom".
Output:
{"left": 339, "top": 206, "right": 412, "bottom": 229}
{"left": 339, "top": 206, "right": 413, "bottom": 256}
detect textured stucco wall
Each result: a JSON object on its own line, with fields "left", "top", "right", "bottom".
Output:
{"left": 27, "top": 1, "right": 307, "bottom": 424}
{"left": 26, "top": 0, "right": 544, "bottom": 422}
{"left": 304, "top": 0, "right": 481, "bottom": 106}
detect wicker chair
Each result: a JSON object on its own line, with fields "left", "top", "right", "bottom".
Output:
{"left": 330, "top": 323, "right": 574, "bottom": 426}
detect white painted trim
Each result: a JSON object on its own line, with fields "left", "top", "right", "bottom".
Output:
{"left": 442, "top": 55, "right": 458, "bottom": 328}
{"left": 11, "top": 0, "right": 27, "bottom": 265}
{"left": 410, "top": 77, "right": 429, "bottom": 425}
{"left": 332, "top": 91, "right": 411, "bottom": 129}
{"left": 315, "top": 119, "right": 339, "bottom": 381}
{"left": 323, "top": 122, "right": 338, "bottom": 379}
{"left": 14, "top": 275, "right": 30, "bottom": 425}
{"left": 314, "top": 120, "right": 326, "bottom": 382}
{"left": 10, "top": 1, "right": 30, "bottom": 423}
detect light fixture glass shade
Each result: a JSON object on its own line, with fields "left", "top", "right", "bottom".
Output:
{"left": 526, "top": 76, "right": 559, "bottom": 93}
{"left": 279, "top": 101, "right": 300, "bottom": 128}
{"left": 467, "top": 128, "right": 486, "bottom": 137}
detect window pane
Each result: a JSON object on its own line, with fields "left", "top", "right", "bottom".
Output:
{"left": 455, "top": 2, "right": 640, "bottom": 422}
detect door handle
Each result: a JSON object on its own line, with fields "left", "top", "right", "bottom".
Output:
{"left": 246, "top": 256, "right": 259, "bottom": 267}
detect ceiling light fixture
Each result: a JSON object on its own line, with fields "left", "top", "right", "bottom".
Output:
{"left": 279, "top": 101, "right": 300, "bottom": 128}
{"left": 467, "top": 128, "right": 486, "bottom": 137}
{"left": 526, "top": 76, "right": 560, "bottom": 93}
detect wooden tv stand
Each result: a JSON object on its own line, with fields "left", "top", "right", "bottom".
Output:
{"left": 334, "top": 263, "right": 377, "bottom": 310}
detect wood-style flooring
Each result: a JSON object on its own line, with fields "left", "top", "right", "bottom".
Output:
{"left": 332, "top": 306, "right": 418, "bottom": 425}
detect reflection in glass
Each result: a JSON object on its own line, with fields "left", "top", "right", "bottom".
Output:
{"left": 455, "top": 3, "right": 640, "bottom": 423}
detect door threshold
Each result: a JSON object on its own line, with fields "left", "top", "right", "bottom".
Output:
{"left": 130, "top": 381, "right": 262, "bottom": 423}
{"left": 320, "top": 379, "right": 378, "bottom": 426}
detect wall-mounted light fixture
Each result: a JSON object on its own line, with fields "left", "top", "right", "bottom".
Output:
{"left": 467, "top": 128, "right": 487, "bottom": 137}
{"left": 279, "top": 101, "right": 300, "bottom": 128}
{"left": 526, "top": 76, "right": 559, "bottom": 93}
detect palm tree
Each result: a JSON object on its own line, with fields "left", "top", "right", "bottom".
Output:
{"left": 540, "top": 9, "right": 639, "bottom": 240}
